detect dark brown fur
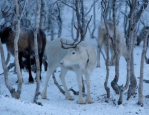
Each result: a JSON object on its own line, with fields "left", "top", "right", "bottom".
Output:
{"left": 0, "top": 27, "right": 46, "bottom": 83}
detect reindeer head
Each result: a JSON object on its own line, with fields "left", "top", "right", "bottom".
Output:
{"left": 60, "top": 44, "right": 89, "bottom": 70}
{"left": 0, "top": 27, "right": 12, "bottom": 43}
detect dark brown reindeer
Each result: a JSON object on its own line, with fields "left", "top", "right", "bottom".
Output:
{"left": 0, "top": 26, "right": 46, "bottom": 83}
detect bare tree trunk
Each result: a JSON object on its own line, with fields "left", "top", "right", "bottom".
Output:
{"left": 74, "top": 0, "right": 92, "bottom": 41}
{"left": 61, "top": 0, "right": 91, "bottom": 41}
{"left": 80, "top": 0, "right": 85, "bottom": 40}
{"left": 40, "top": 0, "right": 45, "bottom": 29}
{"left": 104, "top": 36, "right": 110, "bottom": 100}
{"left": 52, "top": 72, "right": 65, "bottom": 95}
{"left": 107, "top": 0, "right": 113, "bottom": 20}
{"left": 138, "top": 28, "right": 149, "bottom": 106}
{"left": 71, "top": 0, "right": 78, "bottom": 41}
{"left": 14, "top": 0, "right": 26, "bottom": 99}
{"left": 123, "top": 2, "right": 128, "bottom": 40}
{"left": 33, "top": 0, "right": 42, "bottom": 105}
{"left": 0, "top": 39, "right": 16, "bottom": 97}
{"left": 101, "top": 0, "right": 110, "bottom": 100}
{"left": 88, "top": 0, "right": 96, "bottom": 39}
{"left": 118, "top": 0, "right": 137, "bottom": 105}
{"left": 49, "top": 9, "right": 54, "bottom": 41}
{"left": 111, "top": 0, "right": 120, "bottom": 94}
{"left": 50, "top": 22, "right": 54, "bottom": 41}
{"left": 75, "top": 0, "right": 81, "bottom": 40}
{"left": 126, "top": 0, "right": 148, "bottom": 100}
{"left": 91, "top": 0, "right": 96, "bottom": 39}
{"left": 127, "top": 51, "right": 137, "bottom": 100}
{"left": 56, "top": 3, "right": 62, "bottom": 38}
{"left": 5, "top": 53, "right": 10, "bottom": 65}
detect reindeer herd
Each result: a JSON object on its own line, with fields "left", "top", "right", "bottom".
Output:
{"left": 0, "top": 21, "right": 147, "bottom": 104}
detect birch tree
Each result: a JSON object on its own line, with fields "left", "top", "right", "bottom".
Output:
{"left": 71, "top": 0, "right": 77, "bottom": 41}
{"left": 127, "top": 0, "right": 148, "bottom": 100}
{"left": 138, "top": 27, "right": 149, "bottom": 106}
{"left": 111, "top": 0, "right": 120, "bottom": 95}
{"left": 101, "top": 0, "right": 110, "bottom": 100}
{"left": 33, "top": 0, "right": 42, "bottom": 105}
{"left": 118, "top": 0, "right": 136, "bottom": 105}
{"left": 118, "top": 0, "right": 148, "bottom": 104}
{"left": 14, "top": 0, "right": 27, "bottom": 99}
{"left": 40, "top": 0, "right": 45, "bottom": 29}
{"left": 56, "top": 3, "right": 62, "bottom": 38}
{"left": 46, "top": 1, "right": 57, "bottom": 40}
{"left": 0, "top": 39, "right": 17, "bottom": 98}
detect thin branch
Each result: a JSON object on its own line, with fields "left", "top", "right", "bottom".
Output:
{"left": 52, "top": 72, "right": 65, "bottom": 95}
{"left": 121, "top": 11, "right": 128, "bottom": 18}
{"left": 85, "top": 0, "right": 98, "bottom": 16}
{"left": 83, "top": 15, "right": 92, "bottom": 38}
{"left": 101, "top": 50, "right": 106, "bottom": 62}
{"left": 18, "top": 0, "right": 27, "bottom": 20}
{"left": 57, "top": 0, "right": 76, "bottom": 11}
{"left": 69, "top": 88, "right": 79, "bottom": 95}
{"left": 135, "top": 0, "right": 148, "bottom": 24}
{"left": 74, "top": 24, "right": 79, "bottom": 40}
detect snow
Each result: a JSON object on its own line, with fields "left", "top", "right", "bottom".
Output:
{"left": 0, "top": 39, "right": 149, "bottom": 115}
{"left": 1, "top": 0, "right": 149, "bottom": 115}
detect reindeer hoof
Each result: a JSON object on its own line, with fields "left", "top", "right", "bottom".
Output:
{"left": 41, "top": 93, "right": 47, "bottom": 99}
{"left": 77, "top": 100, "right": 86, "bottom": 104}
{"left": 86, "top": 100, "right": 94, "bottom": 104}
{"left": 86, "top": 98, "right": 94, "bottom": 104}
{"left": 28, "top": 79, "right": 34, "bottom": 83}
{"left": 29, "top": 81, "right": 34, "bottom": 83}
{"left": 66, "top": 97, "right": 74, "bottom": 100}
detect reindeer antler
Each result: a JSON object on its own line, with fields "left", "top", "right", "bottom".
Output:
{"left": 60, "top": 39, "right": 81, "bottom": 49}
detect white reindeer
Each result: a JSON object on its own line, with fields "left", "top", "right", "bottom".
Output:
{"left": 41, "top": 38, "right": 97, "bottom": 104}
{"left": 97, "top": 22, "right": 128, "bottom": 67}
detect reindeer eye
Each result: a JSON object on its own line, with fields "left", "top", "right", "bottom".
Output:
{"left": 72, "top": 52, "right": 75, "bottom": 55}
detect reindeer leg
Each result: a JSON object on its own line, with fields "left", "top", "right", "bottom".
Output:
{"left": 76, "top": 71, "right": 85, "bottom": 104}
{"left": 43, "top": 57, "right": 48, "bottom": 71}
{"left": 39, "top": 53, "right": 43, "bottom": 80}
{"left": 60, "top": 67, "right": 74, "bottom": 100}
{"left": 85, "top": 72, "right": 93, "bottom": 104}
{"left": 27, "top": 54, "right": 34, "bottom": 83}
{"left": 97, "top": 39, "right": 104, "bottom": 67}
{"left": 41, "top": 66, "right": 56, "bottom": 99}
{"left": 110, "top": 47, "right": 115, "bottom": 66}
{"left": 97, "top": 45, "right": 101, "bottom": 67}
{"left": 19, "top": 53, "right": 23, "bottom": 72}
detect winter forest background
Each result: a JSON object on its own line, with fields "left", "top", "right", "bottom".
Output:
{"left": 0, "top": 0, "right": 149, "bottom": 115}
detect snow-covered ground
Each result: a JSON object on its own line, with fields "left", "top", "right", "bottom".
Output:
{"left": 0, "top": 1, "right": 149, "bottom": 115}
{"left": 0, "top": 38, "right": 149, "bottom": 115}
